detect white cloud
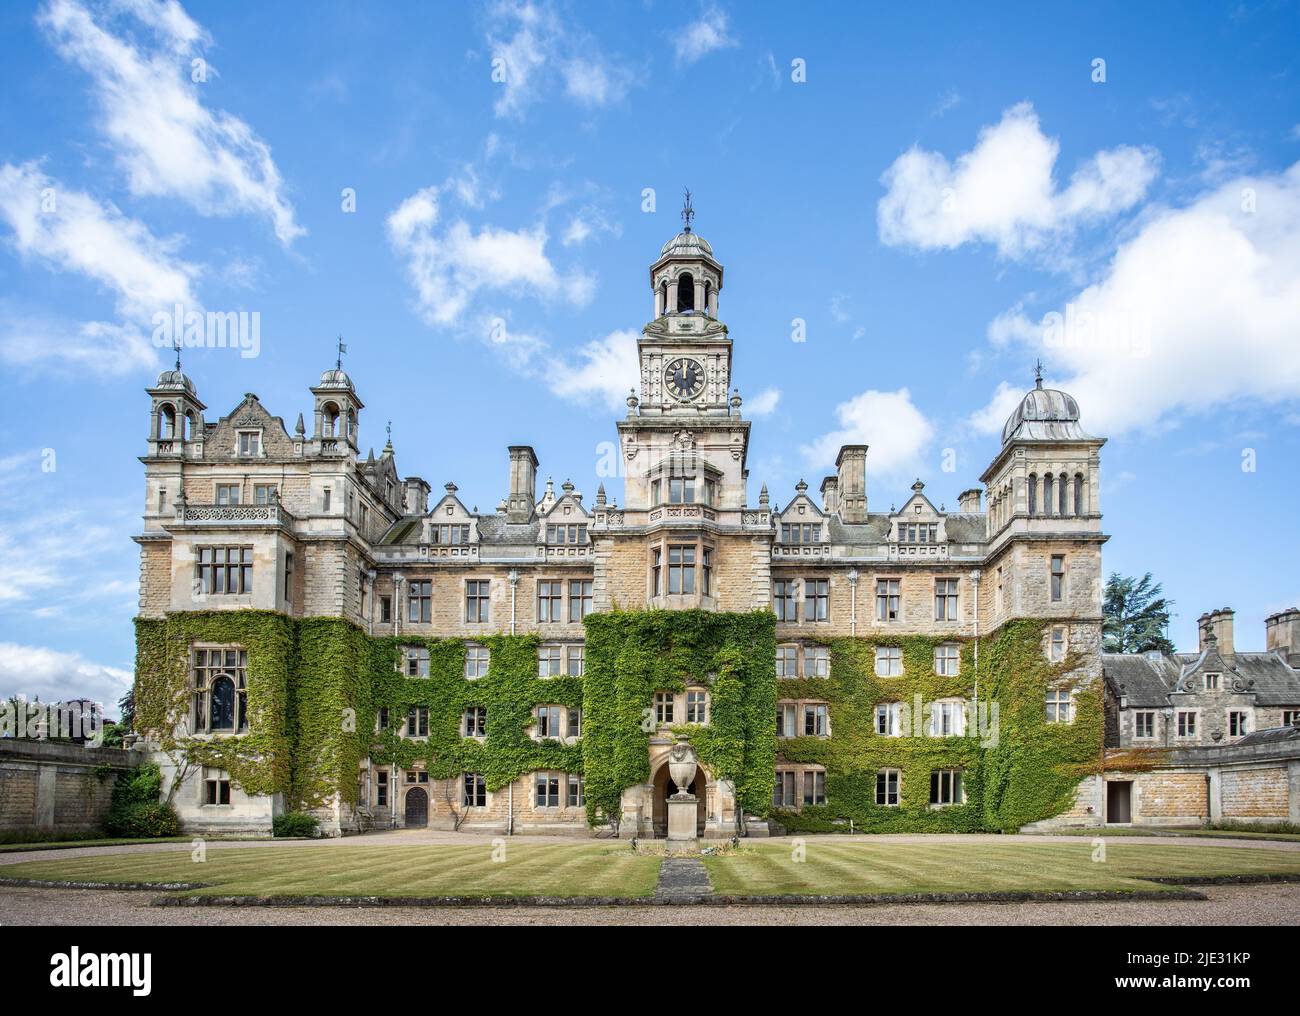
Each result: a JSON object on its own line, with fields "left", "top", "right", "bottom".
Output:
{"left": 802, "top": 388, "right": 935, "bottom": 482}
{"left": 877, "top": 102, "right": 1158, "bottom": 259}
{"left": 673, "top": 5, "right": 738, "bottom": 64}
{"left": 0, "top": 642, "right": 132, "bottom": 712}
{"left": 386, "top": 184, "right": 594, "bottom": 327}
{"left": 487, "top": 1, "right": 634, "bottom": 118}
{"left": 39, "top": 0, "right": 303, "bottom": 244}
{"left": 0, "top": 162, "right": 200, "bottom": 372}
{"left": 746, "top": 387, "right": 781, "bottom": 417}
{"left": 561, "top": 205, "right": 620, "bottom": 247}
{"left": 546, "top": 328, "right": 639, "bottom": 410}
{"left": 970, "top": 162, "right": 1300, "bottom": 436}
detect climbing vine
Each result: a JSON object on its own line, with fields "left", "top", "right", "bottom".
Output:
{"left": 773, "top": 620, "right": 1102, "bottom": 833}
{"left": 581, "top": 609, "right": 776, "bottom": 826}
{"left": 134, "top": 610, "right": 1098, "bottom": 832}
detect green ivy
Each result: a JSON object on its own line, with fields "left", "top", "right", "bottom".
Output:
{"left": 581, "top": 609, "right": 776, "bottom": 825}
{"left": 134, "top": 611, "right": 1098, "bottom": 832}
{"left": 773, "top": 620, "right": 1102, "bottom": 834}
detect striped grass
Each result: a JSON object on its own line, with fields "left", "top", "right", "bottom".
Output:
{"left": 1, "top": 842, "right": 661, "bottom": 899}
{"left": 703, "top": 840, "right": 1300, "bottom": 896}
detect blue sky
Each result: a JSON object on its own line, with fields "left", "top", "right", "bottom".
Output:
{"left": 1, "top": 0, "right": 1298, "bottom": 710}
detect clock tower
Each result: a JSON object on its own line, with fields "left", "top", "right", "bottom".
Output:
{"left": 612, "top": 195, "right": 753, "bottom": 514}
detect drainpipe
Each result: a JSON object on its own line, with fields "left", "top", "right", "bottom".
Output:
{"left": 969, "top": 569, "right": 982, "bottom": 714}
{"left": 508, "top": 569, "right": 519, "bottom": 636}
{"left": 507, "top": 780, "right": 514, "bottom": 836}
{"left": 847, "top": 568, "right": 859, "bottom": 637}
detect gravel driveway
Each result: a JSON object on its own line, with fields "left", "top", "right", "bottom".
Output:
{"left": 1, "top": 882, "right": 1297, "bottom": 926}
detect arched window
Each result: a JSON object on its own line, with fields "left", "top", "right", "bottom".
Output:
{"left": 184, "top": 410, "right": 196, "bottom": 441}
{"left": 210, "top": 676, "right": 236, "bottom": 730}
{"left": 703, "top": 280, "right": 712, "bottom": 316}
{"left": 322, "top": 402, "right": 339, "bottom": 437}
{"left": 1074, "top": 473, "right": 1084, "bottom": 516}
{"left": 347, "top": 409, "right": 357, "bottom": 439}
{"left": 1058, "top": 473, "right": 1068, "bottom": 515}
{"left": 193, "top": 647, "right": 248, "bottom": 734}
{"left": 159, "top": 404, "right": 176, "bottom": 439}
{"left": 1027, "top": 474, "right": 1037, "bottom": 516}
{"left": 677, "top": 272, "right": 695, "bottom": 313}
{"left": 1042, "top": 474, "right": 1053, "bottom": 515}
{"left": 660, "top": 280, "right": 668, "bottom": 316}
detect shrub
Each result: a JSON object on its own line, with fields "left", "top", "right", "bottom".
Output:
{"left": 107, "top": 802, "right": 180, "bottom": 838}
{"left": 104, "top": 761, "right": 177, "bottom": 838}
{"left": 272, "top": 811, "right": 320, "bottom": 838}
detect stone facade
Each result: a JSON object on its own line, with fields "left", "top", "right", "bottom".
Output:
{"left": 0, "top": 740, "right": 142, "bottom": 837}
{"left": 134, "top": 223, "right": 1114, "bottom": 837}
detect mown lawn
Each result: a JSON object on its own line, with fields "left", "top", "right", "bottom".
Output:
{"left": 703, "top": 840, "right": 1300, "bottom": 896}
{"left": 0, "top": 842, "right": 662, "bottom": 899}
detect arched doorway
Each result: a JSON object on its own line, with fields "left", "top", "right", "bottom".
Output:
{"left": 404, "top": 787, "right": 428, "bottom": 827}
{"left": 651, "top": 761, "right": 706, "bottom": 838}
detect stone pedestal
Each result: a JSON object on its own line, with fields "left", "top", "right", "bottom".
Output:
{"left": 667, "top": 795, "right": 698, "bottom": 851}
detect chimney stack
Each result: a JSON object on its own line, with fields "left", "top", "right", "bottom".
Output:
{"left": 819, "top": 476, "right": 839, "bottom": 515}
{"left": 957, "top": 488, "right": 981, "bottom": 513}
{"left": 403, "top": 476, "right": 431, "bottom": 515}
{"left": 1265, "top": 607, "right": 1300, "bottom": 667}
{"left": 1198, "top": 608, "right": 1235, "bottom": 656}
{"left": 506, "top": 446, "right": 539, "bottom": 523}
{"left": 835, "top": 445, "right": 868, "bottom": 522}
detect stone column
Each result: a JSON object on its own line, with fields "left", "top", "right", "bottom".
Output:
{"left": 667, "top": 279, "right": 679, "bottom": 314}
{"left": 694, "top": 279, "right": 705, "bottom": 313}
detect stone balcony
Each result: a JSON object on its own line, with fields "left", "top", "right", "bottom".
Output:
{"left": 173, "top": 501, "right": 296, "bottom": 528}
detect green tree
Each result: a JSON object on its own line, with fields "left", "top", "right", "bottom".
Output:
{"left": 1103, "top": 572, "right": 1175, "bottom": 654}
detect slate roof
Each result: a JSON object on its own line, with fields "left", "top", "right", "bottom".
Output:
{"left": 1104, "top": 650, "right": 1300, "bottom": 707}
{"left": 1236, "top": 723, "right": 1300, "bottom": 747}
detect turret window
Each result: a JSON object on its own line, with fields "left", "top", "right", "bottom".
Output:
{"left": 192, "top": 647, "right": 248, "bottom": 734}
{"left": 1043, "top": 474, "right": 1054, "bottom": 515}
{"left": 677, "top": 272, "right": 695, "bottom": 312}
{"left": 1028, "top": 474, "right": 1038, "bottom": 516}
{"left": 1074, "top": 474, "right": 1084, "bottom": 516}
{"left": 196, "top": 546, "right": 252, "bottom": 594}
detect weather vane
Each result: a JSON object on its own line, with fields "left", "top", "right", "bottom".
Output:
{"left": 336, "top": 333, "right": 347, "bottom": 371}
{"left": 173, "top": 335, "right": 182, "bottom": 373}
{"left": 1034, "top": 358, "right": 1044, "bottom": 387}
{"left": 386, "top": 420, "right": 392, "bottom": 442}
{"left": 681, "top": 188, "right": 694, "bottom": 232}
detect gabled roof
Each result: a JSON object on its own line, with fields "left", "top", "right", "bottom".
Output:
{"left": 1105, "top": 650, "right": 1300, "bottom": 706}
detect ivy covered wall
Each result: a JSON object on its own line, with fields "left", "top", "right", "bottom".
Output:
{"left": 773, "top": 619, "right": 1103, "bottom": 833}
{"left": 135, "top": 611, "right": 1099, "bottom": 832}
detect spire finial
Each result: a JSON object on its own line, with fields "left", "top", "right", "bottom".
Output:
{"left": 173, "top": 335, "right": 182, "bottom": 373}
{"left": 386, "top": 419, "right": 392, "bottom": 441}
{"left": 336, "top": 334, "right": 347, "bottom": 371}
{"left": 681, "top": 188, "right": 694, "bottom": 232}
{"left": 1034, "top": 359, "right": 1044, "bottom": 389}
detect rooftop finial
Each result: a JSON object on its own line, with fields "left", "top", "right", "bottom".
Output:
{"left": 386, "top": 419, "right": 392, "bottom": 442}
{"left": 173, "top": 335, "right": 182, "bottom": 373}
{"left": 681, "top": 188, "right": 694, "bottom": 233}
{"left": 1034, "top": 358, "right": 1044, "bottom": 389}
{"left": 336, "top": 333, "right": 347, "bottom": 371}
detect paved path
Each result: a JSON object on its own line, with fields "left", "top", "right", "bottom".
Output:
{"left": 2, "top": 882, "right": 1298, "bottom": 926}
{"left": 654, "top": 857, "right": 712, "bottom": 900}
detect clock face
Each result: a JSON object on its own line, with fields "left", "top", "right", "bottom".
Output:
{"left": 664, "top": 357, "right": 706, "bottom": 401}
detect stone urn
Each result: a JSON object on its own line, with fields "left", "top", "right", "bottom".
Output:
{"left": 668, "top": 735, "right": 698, "bottom": 799}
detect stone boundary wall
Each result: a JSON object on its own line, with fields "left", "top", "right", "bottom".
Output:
{"left": 0, "top": 740, "right": 143, "bottom": 837}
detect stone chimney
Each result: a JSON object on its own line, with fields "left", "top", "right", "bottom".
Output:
{"left": 1265, "top": 607, "right": 1300, "bottom": 667}
{"left": 1198, "top": 608, "right": 1235, "bottom": 656}
{"left": 819, "top": 475, "right": 839, "bottom": 514}
{"left": 957, "top": 488, "right": 981, "bottom": 513}
{"left": 403, "top": 476, "right": 431, "bottom": 515}
{"left": 835, "top": 445, "right": 868, "bottom": 523}
{"left": 506, "top": 446, "right": 539, "bottom": 523}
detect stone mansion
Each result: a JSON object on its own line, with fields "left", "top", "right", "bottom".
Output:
{"left": 133, "top": 219, "right": 1298, "bottom": 837}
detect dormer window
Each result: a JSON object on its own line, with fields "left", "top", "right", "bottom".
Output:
{"left": 237, "top": 431, "right": 260, "bottom": 457}
{"left": 781, "top": 523, "right": 822, "bottom": 544}
{"left": 546, "top": 523, "right": 587, "bottom": 544}
{"left": 1204, "top": 673, "right": 1220, "bottom": 691}
{"left": 898, "top": 523, "right": 937, "bottom": 544}
{"left": 431, "top": 524, "right": 470, "bottom": 545}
